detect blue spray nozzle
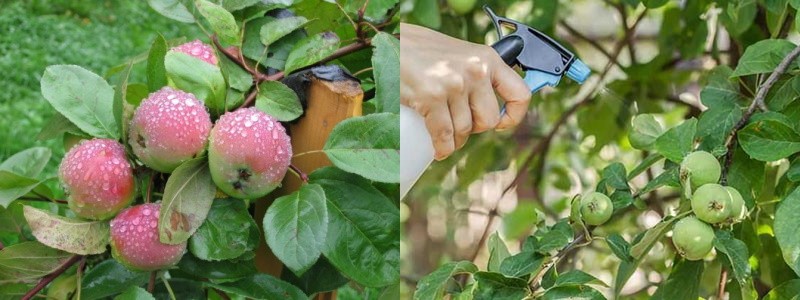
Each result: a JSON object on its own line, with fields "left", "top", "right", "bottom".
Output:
{"left": 485, "top": 5, "right": 591, "bottom": 90}
{"left": 566, "top": 59, "right": 591, "bottom": 84}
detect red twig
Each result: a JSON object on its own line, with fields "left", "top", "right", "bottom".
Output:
{"left": 21, "top": 255, "right": 82, "bottom": 300}
{"left": 290, "top": 164, "right": 309, "bottom": 183}
{"left": 148, "top": 271, "right": 157, "bottom": 293}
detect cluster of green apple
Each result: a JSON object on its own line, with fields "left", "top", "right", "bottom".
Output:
{"left": 573, "top": 150, "right": 747, "bottom": 261}
{"left": 673, "top": 151, "right": 746, "bottom": 260}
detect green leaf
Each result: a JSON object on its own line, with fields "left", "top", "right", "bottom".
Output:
{"left": 654, "top": 118, "right": 697, "bottom": 163}
{"left": 164, "top": 51, "right": 228, "bottom": 115}
{"left": 283, "top": 32, "right": 340, "bottom": 74}
{"left": 0, "top": 283, "right": 32, "bottom": 299}
{"left": 498, "top": 251, "right": 544, "bottom": 278}
{"left": 501, "top": 202, "right": 538, "bottom": 241}
{"left": 732, "top": 39, "right": 799, "bottom": 77}
{"left": 189, "top": 200, "right": 259, "bottom": 261}
{"left": 0, "top": 147, "right": 51, "bottom": 179}
{"left": 264, "top": 184, "right": 327, "bottom": 275}
{"left": 81, "top": 260, "right": 149, "bottom": 300}
{"left": 606, "top": 234, "right": 633, "bottom": 262}
{"left": 113, "top": 62, "right": 133, "bottom": 147}
{"left": 487, "top": 232, "right": 510, "bottom": 272}
{"left": 413, "top": 261, "right": 478, "bottom": 300}
{"left": 698, "top": 66, "right": 744, "bottom": 149}
{"left": 767, "top": 76, "right": 800, "bottom": 111}
{"left": 0, "top": 241, "right": 72, "bottom": 283}
{"left": 720, "top": 0, "right": 757, "bottom": 36}
{"left": 553, "top": 270, "right": 608, "bottom": 288}
{"left": 281, "top": 258, "right": 349, "bottom": 296}
{"left": 530, "top": 219, "right": 573, "bottom": 254}
{"left": 310, "top": 167, "right": 399, "bottom": 287}
{"left": 254, "top": 81, "right": 303, "bottom": 122}
{"left": 628, "top": 114, "right": 664, "bottom": 151}
{"left": 158, "top": 158, "right": 216, "bottom": 245}
{"left": 147, "top": 0, "right": 195, "bottom": 23}
{"left": 40, "top": 65, "right": 118, "bottom": 139}
{"left": 641, "top": 0, "right": 669, "bottom": 8}
{"left": 542, "top": 285, "right": 606, "bottom": 300}
{"left": 146, "top": 34, "right": 168, "bottom": 92}
{"left": 22, "top": 206, "right": 108, "bottom": 255}
{"left": 714, "top": 230, "right": 751, "bottom": 284}
{"left": 260, "top": 16, "right": 310, "bottom": 46}
{"left": 204, "top": 274, "right": 307, "bottom": 300}
{"left": 639, "top": 166, "right": 680, "bottom": 196}
{"left": 0, "top": 172, "right": 50, "bottom": 208}
{"left": 630, "top": 216, "right": 679, "bottom": 260}
{"left": 221, "top": 0, "right": 262, "bottom": 11}
{"left": 37, "top": 112, "right": 85, "bottom": 141}
{"left": 602, "top": 163, "right": 629, "bottom": 191}
{"left": 651, "top": 259, "right": 704, "bottom": 300}
{"left": 739, "top": 119, "right": 800, "bottom": 161}
{"left": 323, "top": 113, "right": 399, "bottom": 183}
{"left": 126, "top": 84, "right": 149, "bottom": 106}
{"left": 765, "top": 279, "right": 800, "bottom": 299}
{"left": 218, "top": 53, "right": 253, "bottom": 93}
{"left": 196, "top": 0, "right": 240, "bottom": 46}
{"left": 371, "top": 32, "right": 400, "bottom": 114}
{"left": 472, "top": 271, "right": 528, "bottom": 300}
{"left": 410, "top": 0, "right": 441, "bottom": 29}
{"left": 114, "top": 286, "right": 155, "bottom": 300}
{"left": 177, "top": 254, "right": 258, "bottom": 280}
{"left": 775, "top": 186, "right": 800, "bottom": 276}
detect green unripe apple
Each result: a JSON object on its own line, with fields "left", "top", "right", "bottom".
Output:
{"left": 691, "top": 183, "right": 732, "bottom": 224}
{"left": 680, "top": 151, "right": 721, "bottom": 189}
{"left": 725, "top": 186, "right": 747, "bottom": 223}
{"left": 672, "top": 216, "right": 715, "bottom": 261}
{"left": 447, "top": 0, "right": 477, "bottom": 15}
{"left": 580, "top": 192, "right": 613, "bottom": 226}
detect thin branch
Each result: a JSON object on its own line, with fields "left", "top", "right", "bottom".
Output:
{"left": 718, "top": 268, "right": 728, "bottom": 299}
{"left": 213, "top": 288, "right": 232, "bottom": 300}
{"left": 212, "top": 35, "right": 268, "bottom": 81}
{"left": 0, "top": 241, "right": 4, "bottom": 251}
{"left": 21, "top": 255, "right": 82, "bottom": 300}
{"left": 721, "top": 44, "right": 800, "bottom": 183}
{"left": 289, "top": 164, "right": 309, "bottom": 183}
{"left": 146, "top": 170, "right": 155, "bottom": 204}
{"left": 148, "top": 271, "right": 157, "bottom": 293}
{"left": 559, "top": 21, "right": 622, "bottom": 69}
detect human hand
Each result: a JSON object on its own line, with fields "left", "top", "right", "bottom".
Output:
{"left": 400, "top": 23, "right": 531, "bottom": 160}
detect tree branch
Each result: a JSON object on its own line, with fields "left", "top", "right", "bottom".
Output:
{"left": 720, "top": 44, "right": 800, "bottom": 183}
{"left": 559, "top": 21, "right": 622, "bottom": 69}
{"left": 21, "top": 255, "right": 82, "bottom": 300}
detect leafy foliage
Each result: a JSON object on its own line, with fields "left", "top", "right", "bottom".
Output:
{"left": 0, "top": 0, "right": 398, "bottom": 298}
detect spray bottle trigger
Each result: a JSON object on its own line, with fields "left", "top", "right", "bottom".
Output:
{"left": 524, "top": 70, "right": 561, "bottom": 93}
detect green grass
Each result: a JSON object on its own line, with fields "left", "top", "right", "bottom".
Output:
{"left": 0, "top": 0, "right": 201, "bottom": 181}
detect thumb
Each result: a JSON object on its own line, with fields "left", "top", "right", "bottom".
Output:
{"left": 491, "top": 64, "right": 531, "bottom": 130}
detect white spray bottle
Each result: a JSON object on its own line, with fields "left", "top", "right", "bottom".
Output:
{"left": 400, "top": 6, "right": 592, "bottom": 199}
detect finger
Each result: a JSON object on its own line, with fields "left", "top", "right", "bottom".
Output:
{"left": 491, "top": 65, "right": 531, "bottom": 130}
{"left": 422, "top": 104, "right": 456, "bottom": 160}
{"left": 468, "top": 79, "right": 501, "bottom": 133}
{"left": 449, "top": 93, "right": 472, "bottom": 150}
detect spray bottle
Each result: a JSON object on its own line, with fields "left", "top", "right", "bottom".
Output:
{"left": 400, "top": 6, "right": 592, "bottom": 199}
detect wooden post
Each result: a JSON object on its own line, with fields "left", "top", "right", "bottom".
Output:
{"left": 254, "top": 66, "right": 363, "bottom": 299}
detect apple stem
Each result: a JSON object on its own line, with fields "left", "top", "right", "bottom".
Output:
{"left": 21, "top": 255, "right": 83, "bottom": 300}
{"left": 289, "top": 164, "right": 309, "bottom": 183}
{"left": 148, "top": 271, "right": 157, "bottom": 293}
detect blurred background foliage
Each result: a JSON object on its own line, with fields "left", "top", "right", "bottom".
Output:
{"left": 400, "top": 0, "right": 800, "bottom": 298}
{"left": 0, "top": 0, "right": 201, "bottom": 189}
